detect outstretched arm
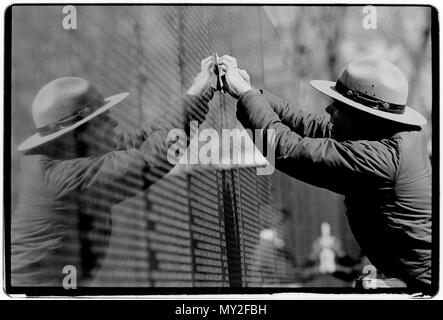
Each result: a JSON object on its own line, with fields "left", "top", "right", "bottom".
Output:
{"left": 233, "top": 67, "right": 332, "bottom": 139}
{"left": 114, "top": 55, "right": 216, "bottom": 151}
{"left": 47, "top": 56, "right": 218, "bottom": 204}
{"left": 260, "top": 89, "right": 333, "bottom": 139}
{"left": 236, "top": 90, "right": 398, "bottom": 195}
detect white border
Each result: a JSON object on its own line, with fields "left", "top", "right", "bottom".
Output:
{"left": 0, "top": 0, "right": 441, "bottom": 301}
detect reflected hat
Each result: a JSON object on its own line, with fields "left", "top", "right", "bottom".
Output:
{"left": 18, "top": 77, "right": 129, "bottom": 151}
{"left": 311, "top": 56, "right": 427, "bottom": 126}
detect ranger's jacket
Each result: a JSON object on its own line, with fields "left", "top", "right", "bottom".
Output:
{"left": 11, "top": 90, "right": 213, "bottom": 287}
{"left": 237, "top": 89, "right": 432, "bottom": 291}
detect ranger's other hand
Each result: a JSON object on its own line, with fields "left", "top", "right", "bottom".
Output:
{"left": 237, "top": 68, "right": 251, "bottom": 87}
{"left": 218, "top": 55, "right": 252, "bottom": 99}
{"left": 186, "top": 56, "right": 215, "bottom": 96}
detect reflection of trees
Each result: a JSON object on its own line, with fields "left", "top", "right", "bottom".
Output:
{"left": 317, "top": 7, "right": 348, "bottom": 79}
{"left": 289, "top": 7, "right": 347, "bottom": 80}
{"left": 406, "top": 22, "right": 431, "bottom": 120}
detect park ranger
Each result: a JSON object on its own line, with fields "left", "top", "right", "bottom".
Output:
{"left": 218, "top": 55, "right": 432, "bottom": 293}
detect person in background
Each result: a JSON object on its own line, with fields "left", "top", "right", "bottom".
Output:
{"left": 218, "top": 55, "right": 432, "bottom": 294}
{"left": 12, "top": 56, "right": 217, "bottom": 287}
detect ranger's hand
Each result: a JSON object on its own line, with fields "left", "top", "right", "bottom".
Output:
{"left": 186, "top": 56, "right": 215, "bottom": 96}
{"left": 237, "top": 68, "right": 251, "bottom": 87}
{"left": 217, "top": 55, "right": 252, "bottom": 99}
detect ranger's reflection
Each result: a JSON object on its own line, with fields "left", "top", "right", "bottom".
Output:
{"left": 12, "top": 56, "right": 217, "bottom": 286}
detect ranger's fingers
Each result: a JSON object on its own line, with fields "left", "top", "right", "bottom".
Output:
{"left": 218, "top": 55, "right": 237, "bottom": 64}
{"left": 218, "top": 61, "right": 238, "bottom": 73}
{"left": 238, "top": 69, "right": 250, "bottom": 81}
{"left": 217, "top": 55, "right": 237, "bottom": 68}
{"left": 218, "top": 64, "right": 227, "bottom": 72}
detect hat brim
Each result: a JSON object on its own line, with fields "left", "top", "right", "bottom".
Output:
{"left": 17, "top": 92, "right": 130, "bottom": 151}
{"left": 310, "top": 80, "right": 427, "bottom": 126}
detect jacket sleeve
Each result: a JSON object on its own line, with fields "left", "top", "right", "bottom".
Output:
{"left": 236, "top": 90, "right": 400, "bottom": 195}
{"left": 46, "top": 88, "right": 215, "bottom": 203}
{"left": 259, "top": 89, "right": 333, "bottom": 139}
